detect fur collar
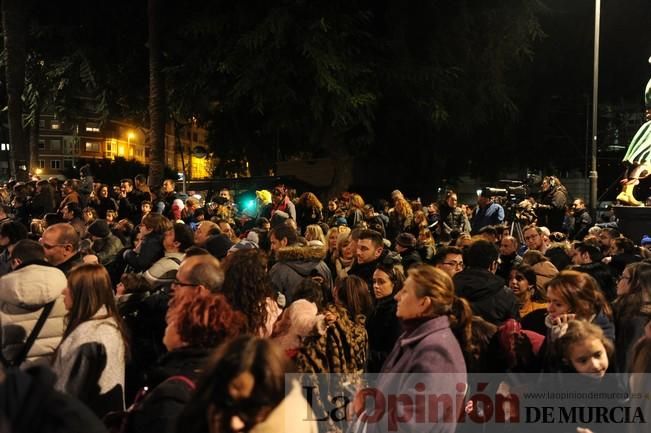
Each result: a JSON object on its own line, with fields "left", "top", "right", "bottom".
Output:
{"left": 276, "top": 244, "right": 327, "bottom": 262}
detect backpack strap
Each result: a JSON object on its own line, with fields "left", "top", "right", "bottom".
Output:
{"left": 166, "top": 256, "right": 182, "bottom": 265}
{"left": 164, "top": 375, "right": 196, "bottom": 390}
{"left": 0, "top": 300, "right": 56, "bottom": 368}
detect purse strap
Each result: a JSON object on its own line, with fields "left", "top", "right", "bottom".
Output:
{"left": 0, "top": 300, "right": 56, "bottom": 368}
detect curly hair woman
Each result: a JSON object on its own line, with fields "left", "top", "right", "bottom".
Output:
{"left": 122, "top": 291, "right": 247, "bottom": 433}
{"left": 296, "top": 192, "right": 323, "bottom": 233}
{"left": 221, "top": 249, "right": 282, "bottom": 336}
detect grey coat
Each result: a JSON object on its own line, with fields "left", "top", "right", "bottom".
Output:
{"left": 364, "top": 316, "right": 467, "bottom": 433}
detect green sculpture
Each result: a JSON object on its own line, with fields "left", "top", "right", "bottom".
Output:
{"left": 617, "top": 57, "right": 651, "bottom": 206}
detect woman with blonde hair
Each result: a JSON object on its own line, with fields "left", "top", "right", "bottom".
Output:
{"left": 357, "top": 264, "right": 470, "bottom": 432}
{"left": 53, "top": 263, "right": 129, "bottom": 417}
{"left": 346, "top": 193, "right": 366, "bottom": 228}
{"left": 387, "top": 197, "right": 413, "bottom": 242}
{"left": 334, "top": 232, "right": 354, "bottom": 279}
{"left": 304, "top": 224, "right": 326, "bottom": 246}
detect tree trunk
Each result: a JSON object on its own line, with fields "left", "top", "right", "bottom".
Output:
{"left": 147, "top": 0, "right": 166, "bottom": 188}
{"left": 29, "top": 99, "right": 40, "bottom": 175}
{"left": 1, "top": 0, "right": 30, "bottom": 181}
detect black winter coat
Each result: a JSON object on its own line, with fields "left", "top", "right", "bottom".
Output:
{"left": 400, "top": 248, "right": 422, "bottom": 272}
{"left": 366, "top": 296, "right": 401, "bottom": 373}
{"left": 453, "top": 268, "right": 520, "bottom": 326}
{"left": 125, "top": 347, "right": 209, "bottom": 433}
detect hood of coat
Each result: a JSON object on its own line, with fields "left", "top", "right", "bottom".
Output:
{"left": 276, "top": 244, "right": 327, "bottom": 262}
{"left": 0, "top": 264, "right": 67, "bottom": 306}
{"left": 453, "top": 268, "right": 506, "bottom": 301}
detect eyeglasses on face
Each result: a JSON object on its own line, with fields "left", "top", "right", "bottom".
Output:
{"left": 442, "top": 261, "right": 464, "bottom": 269}
{"left": 171, "top": 279, "right": 201, "bottom": 288}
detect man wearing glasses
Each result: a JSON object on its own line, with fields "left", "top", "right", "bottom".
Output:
{"left": 432, "top": 246, "right": 464, "bottom": 278}
{"left": 39, "top": 223, "right": 82, "bottom": 275}
{"left": 170, "top": 254, "right": 224, "bottom": 299}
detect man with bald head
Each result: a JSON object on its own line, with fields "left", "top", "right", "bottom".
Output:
{"left": 171, "top": 254, "right": 224, "bottom": 299}
{"left": 497, "top": 235, "right": 522, "bottom": 280}
{"left": 194, "top": 221, "right": 220, "bottom": 247}
{"left": 39, "top": 223, "right": 83, "bottom": 274}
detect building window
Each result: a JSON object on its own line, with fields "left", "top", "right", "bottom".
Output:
{"left": 38, "top": 141, "right": 45, "bottom": 150}
{"left": 106, "top": 143, "right": 112, "bottom": 152}
{"left": 85, "top": 122, "right": 100, "bottom": 132}
{"left": 50, "top": 160, "right": 61, "bottom": 169}
{"left": 51, "top": 121, "right": 61, "bottom": 130}
{"left": 38, "top": 160, "right": 45, "bottom": 169}
{"left": 85, "top": 142, "right": 100, "bottom": 152}
{"left": 50, "top": 139, "right": 62, "bottom": 152}
{"left": 39, "top": 119, "right": 45, "bottom": 128}
{"left": 0, "top": 143, "right": 10, "bottom": 151}
{"left": 63, "top": 159, "right": 74, "bottom": 169}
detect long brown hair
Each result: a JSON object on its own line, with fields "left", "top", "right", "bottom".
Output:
{"left": 177, "top": 336, "right": 289, "bottom": 433}
{"left": 546, "top": 270, "right": 612, "bottom": 320}
{"left": 63, "top": 264, "right": 129, "bottom": 354}
{"left": 335, "top": 275, "right": 374, "bottom": 321}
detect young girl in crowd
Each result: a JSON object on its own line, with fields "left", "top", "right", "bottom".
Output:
{"left": 52, "top": 263, "right": 129, "bottom": 418}
{"left": 555, "top": 320, "right": 613, "bottom": 378}
{"left": 509, "top": 264, "right": 548, "bottom": 335}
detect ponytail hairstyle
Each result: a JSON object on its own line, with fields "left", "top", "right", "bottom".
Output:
{"left": 407, "top": 264, "right": 475, "bottom": 361}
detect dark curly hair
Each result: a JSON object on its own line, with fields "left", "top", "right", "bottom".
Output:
{"left": 168, "top": 291, "right": 247, "bottom": 348}
{"left": 221, "top": 249, "right": 274, "bottom": 335}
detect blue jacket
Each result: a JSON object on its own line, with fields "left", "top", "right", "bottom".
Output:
{"left": 471, "top": 202, "right": 504, "bottom": 234}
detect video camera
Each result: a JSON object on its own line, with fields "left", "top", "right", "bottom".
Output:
{"left": 482, "top": 179, "right": 536, "bottom": 224}
{"left": 482, "top": 180, "right": 528, "bottom": 203}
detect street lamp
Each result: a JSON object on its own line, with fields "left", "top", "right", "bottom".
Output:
{"left": 590, "top": 0, "right": 601, "bottom": 213}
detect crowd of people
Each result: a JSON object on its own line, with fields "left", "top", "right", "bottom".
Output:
{"left": 0, "top": 172, "right": 650, "bottom": 433}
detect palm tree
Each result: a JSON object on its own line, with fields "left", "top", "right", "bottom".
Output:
{"left": 1, "top": 0, "right": 32, "bottom": 180}
{"left": 147, "top": 0, "right": 166, "bottom": 188}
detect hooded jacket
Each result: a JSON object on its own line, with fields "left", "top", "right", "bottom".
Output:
{"left": 269, "top": 244, "right": 332, "bottom": 304}
{"left": 453, "top": 268, "right": 520, "bottom": 326}
{"left": 0, "top": 261, "right": 67, "bottom": 366}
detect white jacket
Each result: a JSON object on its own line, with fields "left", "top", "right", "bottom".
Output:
{"left": 0, "top": 263, "right": 67, "bottom": 366}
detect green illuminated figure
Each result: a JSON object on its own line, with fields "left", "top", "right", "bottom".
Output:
{"left": 617, "top": 57, "right": 651, "bottom": 206}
